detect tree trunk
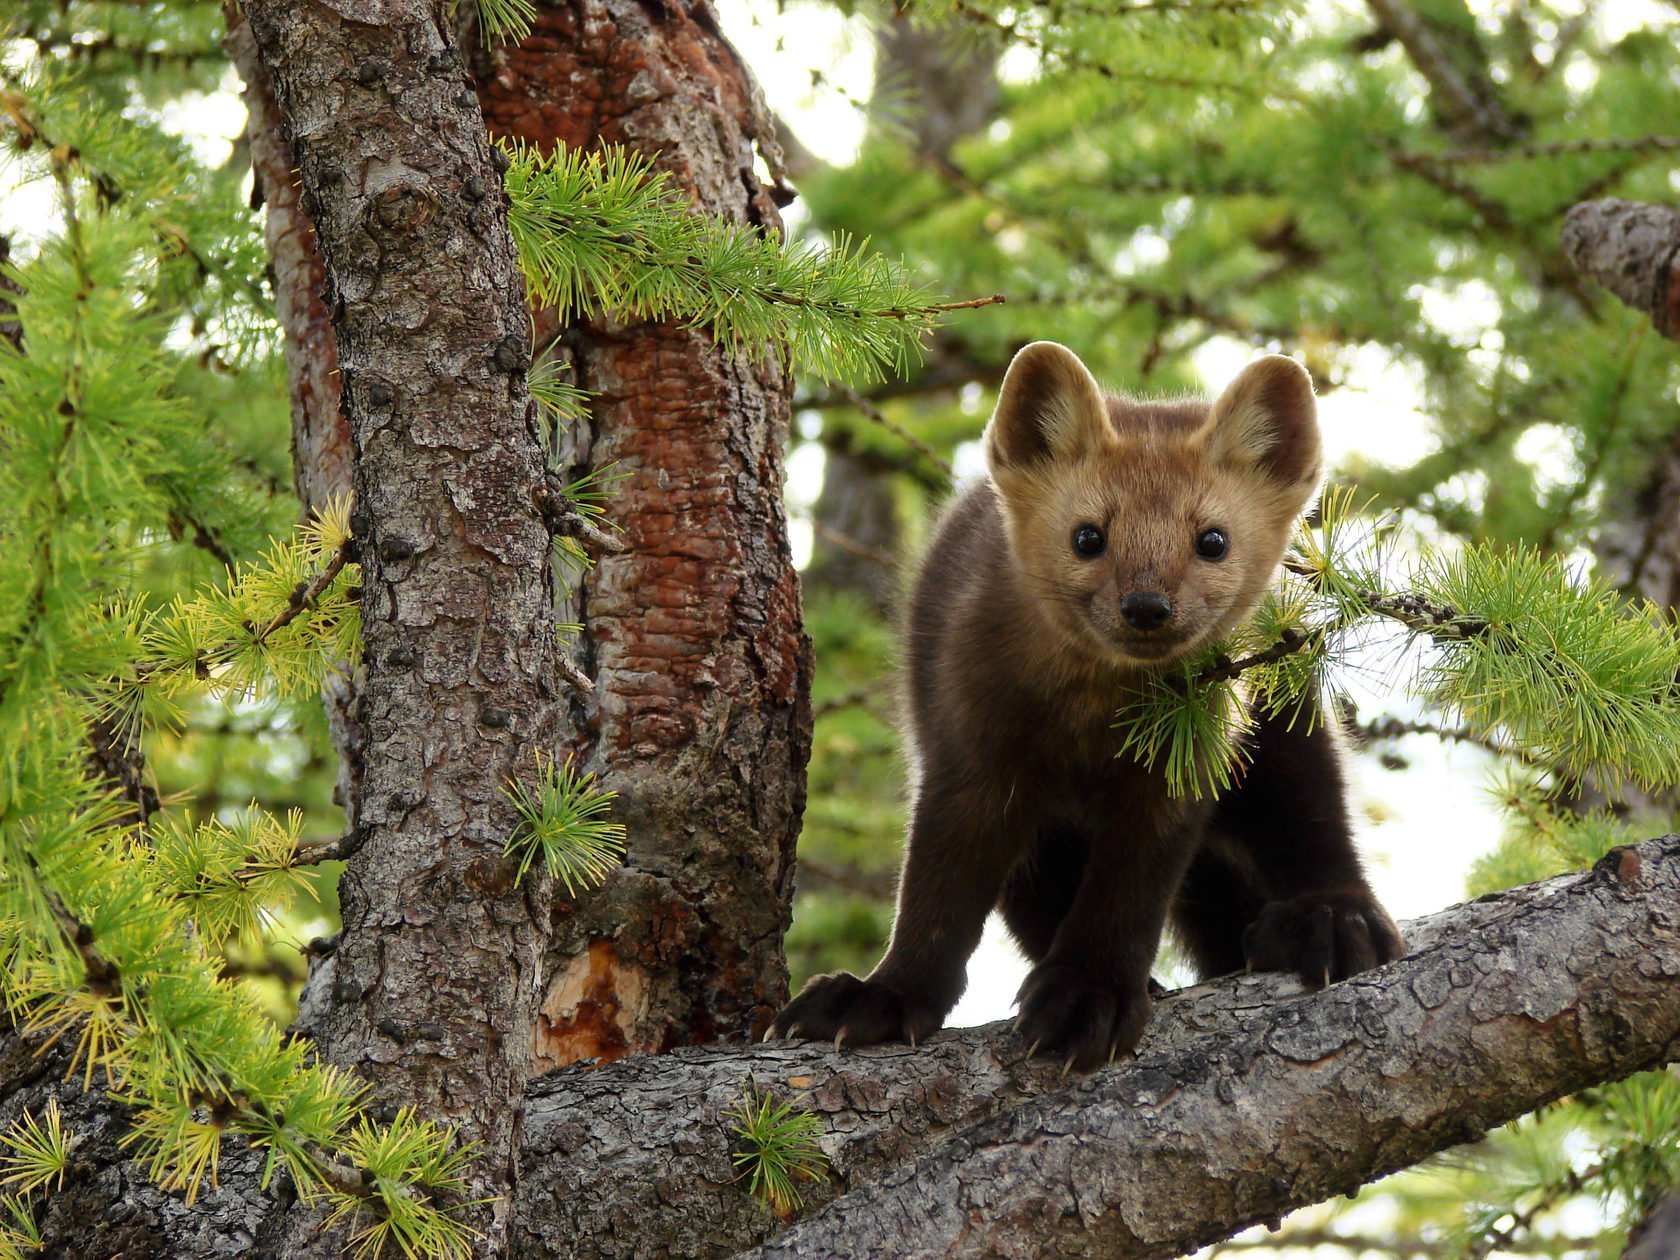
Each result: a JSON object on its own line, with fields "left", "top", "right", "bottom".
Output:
{"left": 238, "top": 3, "right": 564, "bottom": 1253}
{"left": 464, "top": 0, "right": 812, "bottom": 1067}
{"left": 223, "top": 13, "right": 364, "bottom": 842}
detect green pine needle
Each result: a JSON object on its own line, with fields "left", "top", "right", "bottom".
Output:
{"left": 0, "top": 1100, "right": 70, "bottom": 1196}
{"left": 326, "top": 1110, "right": 481, "bottom": 1260}
{"left": 0, "top": 1196, "right": 42, "bottom": 1260}
{"left": 471, "top": 0, "right": 534, "bottom": 43}
{"left": 1111, "top": 663, "right": 1252, "bottom": 800}
{"left": 502, "top": 140, "right": 961, "bottom": 383}
{"left": 727, "top": 1084, "right": 829, "bottom": 1216}
{"left": 502, "top": 754, "right": 628, "bottom": 893}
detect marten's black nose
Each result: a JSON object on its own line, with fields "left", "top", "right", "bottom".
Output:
{"left": 1120, "top": 591, "right": 1172, "bottom": 630}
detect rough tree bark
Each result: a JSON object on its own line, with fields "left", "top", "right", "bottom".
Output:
{"left": 1562, "top": 200, "right": 1680, "bottom": 343}
{"left": 237, "top": 3, "right": 564, "bottom": 1253}
{"left": 515, "top": 836, "right": 1680, "bottom": 1260}
{"left": 464, "top": 0, "right": 812, "bottom": 1068}
{"left": 7, "top": 836, "right": 1678, "bottom": 1257}
{"left": 223, "top": 13, "right": 364, "bottom": 837}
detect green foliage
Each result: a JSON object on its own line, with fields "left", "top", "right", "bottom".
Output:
{"left": 0, "top": 1100, "right": 69, "bottom": 1196}
{"left": 502, "top": 754, "right": 627, "bottom": 893}
{"left": 466, "top": 0, "right": 535, "bottom": 44}
{"left": 504, "top": 141, "right": 959, "bottom": 382}
{"left": 727, "top": 1082, "right": 830, "bottom": 1215}
{"left": 149, "top": 807, "right": 313, "bottom": 948}
{"left": 1111, "top": 490, "right": 1680, "bottom": 802}
{"left": 324, "top": 1111, "right": 481, "bottom": 1260}
{"left": 0, "top": 1196, "right": 41, "bottom": 1260}
{"left": 1417, "top": 546, "right": 1680, "bottom": 790}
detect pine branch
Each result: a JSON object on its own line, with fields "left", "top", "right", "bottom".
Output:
{"left": 1462, "top": 1162, "right": 1600, "bottom": 1259}
{"left": 1356, "top": 588, "right": 1490, "bottom": 638}
{"left": 1399, "top": 134, "right": 1680, "bottom": 167}
{"left": 249, "top": 541, "right": 349, "bottom": 649}
{"left": 1351, "top": 714, "right": 1548, "bottom": 771}
{"left": 502, "top": 142, "right": 1001, "bottom": 382}
{"left": 1182, "top": 625, "right": 1322, "bottom": 688}
{"left": 1362, "top": 0, "right": 1522, "bottom": 144}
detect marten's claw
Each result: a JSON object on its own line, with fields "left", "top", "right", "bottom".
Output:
{"left": 1243, "top": 889, "right": 1407, "bottom": 987}
{"left": 766, "top": 972, "right": 941, "bottom": 1051}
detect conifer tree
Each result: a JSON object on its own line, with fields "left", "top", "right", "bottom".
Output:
{"left": 0, "top": 1, "right": 1678, "bottom": 1258}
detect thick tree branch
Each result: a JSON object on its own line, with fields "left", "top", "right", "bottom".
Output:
{"left": 1562, "top": 199, "right": 1680, "bottom": 340}
{"left": 9, "top": 837, "right": 1679, "bottom": 1257}
{"left": 512, "top": 835, "right": 1680, "bottom": 1259}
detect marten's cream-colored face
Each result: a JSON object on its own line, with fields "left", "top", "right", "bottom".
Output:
{"left": 983, "top": 342, "right": 1323, "bottom": 670}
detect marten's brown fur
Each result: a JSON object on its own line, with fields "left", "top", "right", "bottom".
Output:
{"left": 770, "top": 342, "right": 1404, "bottom": 1070}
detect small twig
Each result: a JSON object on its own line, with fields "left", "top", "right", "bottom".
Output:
{"left": 291, "top": 828, "right": 365, "bottom": 866}
{"left": 556, "top": 652, "right": 595, "bottom": 694}
{"left": 1352, "top": 714, "right": 1555, "bottom": 773}
{"left": 757, "top": 289, "right": 1004, "bottom": 321}
{"left": 253, "top": 541, "right": 350, "bottom": 647}
{"left": 1462, "top": 1162, "right": 1602, "bottom": 1260}
{"left": 801, "top": 517, "right": 900, "bottom": 570}
{"left": 1357, "top": 589, "right": 1490, "bottom": 638}
{"left": 1188, "top": 625, "right": 1324, "bottom": 688}
{"left": 535, "top": 473, "right": 628, "bottom": 555}
{"left": 28, "top": 856, "right": 120, "bottom": 993}
{"left": 838, "top": 388, "right": 955, "bottom": 484}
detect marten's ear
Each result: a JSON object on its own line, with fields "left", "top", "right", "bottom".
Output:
{"left": 984, "top": 342, "right": 1113, "bottom": 473}
{"left": 1202, "top": 355, "right": 1321, "bottom": 491}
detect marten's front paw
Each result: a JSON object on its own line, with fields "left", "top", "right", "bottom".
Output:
{"left": 1014, "top": 963, "right": 1153, "bottom": 1072}
{"left": 1243, "top": 890, "right": 1406, "bottom": 987}
{"left": 766, "top": 972, "right": 943, "bottom": 1049}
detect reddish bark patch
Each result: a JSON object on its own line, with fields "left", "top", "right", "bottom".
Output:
{"left": 533, "top": 938, "right": 652, "bottom": 1068}
{"left": 471, "top": 0, "right": 809, "bottom": 1065}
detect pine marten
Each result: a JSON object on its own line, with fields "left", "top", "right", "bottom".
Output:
{"left": 770, "top": 341, "right": 1404, "bottom": 1070}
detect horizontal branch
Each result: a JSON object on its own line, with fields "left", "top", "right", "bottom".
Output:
{"left": 1562, "top": 199, "right": 1680, "bottom": 340}
{"left": 514, "top": 835, "right": 1680, "bottom": 1259}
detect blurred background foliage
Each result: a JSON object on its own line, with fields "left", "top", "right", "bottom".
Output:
{"left": 4, "top": 0, "right": 1679, "bottom": 1254}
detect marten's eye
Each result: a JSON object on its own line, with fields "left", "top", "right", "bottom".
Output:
{"left": 1071, "top": 524, "right": 1106, "bottom": 558}
{"left": 1196, "top": 527, "right": 1229, "bottom": 560}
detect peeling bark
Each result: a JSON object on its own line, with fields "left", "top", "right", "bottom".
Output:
{"left": 511, "top": 837, "right": 1680, "bottom": 1259}
{"left": 466, "top": 0, "right": 811, "bottom": 1066}
{"left": 237, "top": 3, "right": 563, "bottom": 1253}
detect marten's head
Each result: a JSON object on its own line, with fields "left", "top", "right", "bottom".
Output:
{"left": 983, "top": 341, "right": 1321, "bottom": 669}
